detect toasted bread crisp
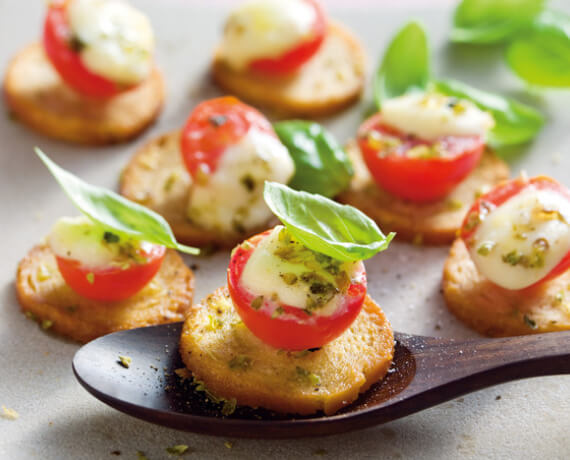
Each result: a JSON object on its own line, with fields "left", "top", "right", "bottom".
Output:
{"left": 120, "top": 131, "right": 273, "bottom": 249}
{"left": 16, "top": 244, "right": 194, "bottom": 343}
{"left": 337, "top": 141, "right": 510, "bottom": 245}
{"left": 212, "top": 22, "right": 365, "bottom": 118}
{"left": 4, "top": 43, "right": 164, "bottom": 145}
{"left": 180, "top": 287, "right": 394, "bottom": 415}
{"left": 443, "top": 238, "right": 570, "bottom": 337}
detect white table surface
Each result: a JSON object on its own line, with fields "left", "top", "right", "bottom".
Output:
{"left": 1, "top": 1, "right": 570, "bottom": 459}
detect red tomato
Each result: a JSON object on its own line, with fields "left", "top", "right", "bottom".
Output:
{"left": 460, "top": 175, "right": 570, "bottom": 288}
{"left": 43, "top": 1, "right": 126, "bottom": 99}
{"left": 180, "top": 97, "right": 276, "bottom": 177}
{"left": 227, "top": 230, "right": 367, "bottom": 351}
{"left": 358, "top": 113, "right": 485, "bottom": 202}
{"left": 248, "top": 0, "right": 327, "bottom": 75}
{"left": 56, "top": 243, "right": 166, "bottom": 302}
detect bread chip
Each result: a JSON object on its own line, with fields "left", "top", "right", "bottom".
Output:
{"left": 120, "top": 131, "right": 273, "bottom": 248}
{"left": 337, "top": 141, "right": 510, "bottom": 245}
{"left": 16, "top": 244, "right": 194, "bottom": 343}
{"left": 212, "top": 22, "right": 365, "bottom": 118}
{"left": 3, "top": 43, "right": 164, "bottom": 145}
{"left": 180, "top": 287, "right": 394, "bottom": 415}
{"left": 443, "top": 238, "right": 570, "bottom": 337}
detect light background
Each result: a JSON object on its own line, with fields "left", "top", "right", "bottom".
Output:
{"left": 1, "top": 1, "right": 569, "bottom": 459}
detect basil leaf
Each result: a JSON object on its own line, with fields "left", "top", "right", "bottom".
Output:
{"left": 451, "top": 0, "right": 544, "bottom": 44}
{"left": 433, "top": 79, "right": 544, "bottom": 146}
{"left": 506, "top": 10, "right": 570, "bottom": 87}
{"left": 274, "top": 121, "right": 353, "bottom": 198}
{"left": 35, "top": 148, "right": 199, "bottom": 255}
{"left": 264, "top": 182, "right": 395, "bottom": 262}
{"left": 374, "top": 21, "right": 430, "bottom": 108}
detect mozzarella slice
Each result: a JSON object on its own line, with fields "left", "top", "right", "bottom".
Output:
{"left": 240, "top": 226, "right": 361, "bottom": 316}
{"left": 187, "top": 128, "right": 295, "bottom": 234}
{"left": 48, "top": 216, "right": 153, "bottom": 269}
{"left": 68, "top": 0, "right": 154, "bottom": 85}
{"left": 468, "top": 187, "right": 570, "bottom": 290}
{"left": 220, "top": 0, "right": 317, "bottom": 71}
{"left": 382, "top": 92, "right": 495, "bottom": 141}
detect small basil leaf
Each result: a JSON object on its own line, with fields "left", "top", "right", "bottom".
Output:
{"left": 35, "top": 148, "right": 199, "bottom": 255}
{"left": 451, "top": 0, "right": 544, "bottom": 44}
{"left": 506, "top": 10, "right": 570, "bottom": 87}
{"left": 264, "top": 182, "right": 395, "bottom": 262}
{"left": 274, "top": 120, "right": 353, "bottom": 198}
{"left": 433, "top": 79, "right": 544, "bottom": 147}
{"left": 374, "top": 21, "right": 430, "bottom": 109}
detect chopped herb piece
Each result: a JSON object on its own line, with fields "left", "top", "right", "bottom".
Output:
{"left": 103, "top": 231, "right": 120, "bottom": 244}
{"left": 209, "top": 115, "right": 227, "bottom": 127}
{"left": 477, "top": 241, "right": 496, "bottom": 256}
{"left": 86, "top": 272, "right": 95, "bottom": 284}
{"left": 446, "top": 198, "right": 463, "bottom": 211}
{"left": 296, "top": 366, "right": 321, "bottom": 386}
{"left": 228, "top": 355, "right": 252, "bottom": 371}
{"left": 41, "top": 319, "right": 53, "bottom": 330}
{"left": 166, "top": 445, "right": 189, "bottom": 455}
{"left": 118, "top": 355, "right": 132, "bottom": 368}
{"left": 69, "top": 36, "right": 85, "bottom": 53}
{"left": 221, "top": 399, "right": 237, "bottom": 416}
{"left": 224, "top": 441, "right": 234, "bottom": 449}
{"left": 207, "top": 314, "right": 223, "bottom": 331}
{"left": 250, "top": 296, "right": 264, "bottom": 310}
{"left": 280, "top": 272, "right": 298, "bottom": 285}
{"left": 271, "top": 306, "right": 284, "bottom": 319}
{"left": 240, "top": 174, "right": 255, "bottom": 192}
{"left": 523, "top": 315, "right": 538, "bottom": 330}
{"left": 174, "top": 368, "right": 192, "bottom": 381}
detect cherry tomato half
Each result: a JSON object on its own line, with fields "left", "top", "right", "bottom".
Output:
{"left": 248, "top": 0, "right": 327, "bottom": 75}
{"left": 358, "top": 113, "right": 485, "bottom": 203}
{"left": 227, "top": 230, "right": 367, "bottom": 351}
{"left": 43, "top": 1, "right": 124, "bottom": 99}
{"left": 180, "top": 96, "right": 276, "bottom": 178}
{"left": 460, "top": 175, "right": 570, "bottom": 288}
{"left": 56, "top": 243, "right": 166, "bottom": 302}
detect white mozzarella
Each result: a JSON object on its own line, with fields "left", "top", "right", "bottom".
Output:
{"left": 240, "top": 226, "right": 361, "bottom": 316}
{"left": 382, "top": 92, "right": 495, "bottom": 141}
{"left": 187, "top": 129, "right": 295, "bottom": 234}
{"left": 469, "top": 187, "right": 570, "bottom": 290}
{"left": 68, "top": 0, "right": 154, "bottom": 85}
{"left": 220, "top": 0, "right": 317, "bottom": 71}
{"left": 48, "top": 216, "right": 153, "bottom": 268}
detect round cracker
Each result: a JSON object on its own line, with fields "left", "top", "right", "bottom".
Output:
{"left": 180, "top": 287, "right": 394, "bottom": 415}
{"left": 119, "top": 131, "right": 274, "bottom": 249}
{"left": 337, "top": 141, "right": 510, "bottom": 245}
{"left": 443, "top": 238, "right": 570, "bottom": 337}
{"left": 16, "top": 244, "right": 194, "bottom": 343}
{"left": 212, "top": 22, "right": 366, "bottom": 118}
{"left": 4, "top": 43, "right": 164, "bottom": 145}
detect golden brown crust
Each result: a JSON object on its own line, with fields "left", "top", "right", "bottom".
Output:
{"left": 180, "top": 287, "right": 394, "bottom": 415}
{"left": 119, "top": 131, "right": 274, "bottom": 249}
{"left": 3, "top": 43, "right": 164, "bottom": 145}
{"left": 443, "top": 238, "right": 570, "bottom": 337}
{"left": 16, "top": 244, "right": 194, "bottom": 343}
{"left": 337, "top": 141, "right": 510, "bottom": 245}
{"left": 212, "top": 22, "right": 366, "bottom": 118}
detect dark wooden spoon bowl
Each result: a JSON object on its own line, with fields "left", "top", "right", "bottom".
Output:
{"left": 72, "top": 323, "right": 570, "bottom": 439}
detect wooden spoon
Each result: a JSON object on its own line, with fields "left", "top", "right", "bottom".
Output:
{"left": 72, "top": 323, "right": 570, "bottom": 439}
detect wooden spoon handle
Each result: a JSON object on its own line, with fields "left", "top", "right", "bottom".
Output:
{"left": 397, "top": 331, "right": 570, "bottom": 395}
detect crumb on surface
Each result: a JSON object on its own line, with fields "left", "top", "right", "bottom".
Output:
{"left": 1, "top": 405, "right": 19, "bottom": 420}
{"left": 224, "top": 441, "right": 234, "bottom": 449}
{"left": 118, "top": 355, "right": 132, "bottom": 369}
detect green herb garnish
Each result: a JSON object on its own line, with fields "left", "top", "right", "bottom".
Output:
{"left": 35, "top": 148, "right": 199, "bottom": 255}
{"left": 264, "top": 182, "right": 394, "bottom": 262}
{"left": 166, "top": 445, "right": 189, "bottom": 455}
{"left": 274, "top": 121, "right": 353, "bottom": 198}
{"left": 374, "top": 21, "right": 430, "bottom": 108}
